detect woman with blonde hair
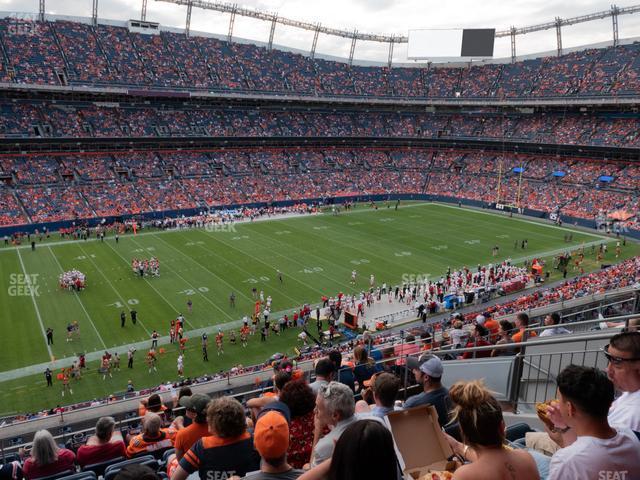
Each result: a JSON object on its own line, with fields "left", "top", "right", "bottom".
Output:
{"left": 445, "top": 380, "right": 540, "bottom": 480}
{"left": 23, "top": 430, "right": 76, "bottom": 479}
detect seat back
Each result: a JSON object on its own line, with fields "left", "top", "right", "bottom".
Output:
{"left": 57, "top": 472, "right": 97, "bottom": 480}
{"left": 32, "top": 470, "right": 76, "bottom": 480}
{"left": 82, "top": 457, "right": 126, "bottom": 477}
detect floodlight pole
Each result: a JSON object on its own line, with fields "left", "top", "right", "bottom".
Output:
{"left": 555, "top": 17, "right": 563, "bottom": 56}
{"left": 185, "top": 0, "right": 193, "bottom": 36}
{"left": 92, "top": 0, "right": 98, "bottom": 25}
{"left": 310, "top": 23, "right": 320, "bottom": 58}
{"left": 348, "top": 30, "right": 357, "bottom": 66}
{"left": 141, "top": 0, "right": 148, "bottom": 21}
{"left": 510, "top": 26, "right": 517, "bottom": 63}
{"left": 611, "top": 4, "right": 619, "bottom": 46}
{"left": 387, "top": 35, "right": 394, "bottom": 68}
{"left": 39, "top": 0, "right": 45, "bottom": 21}
{"left": 268, "top": 14, "right": 277, "bottom": 50}
{"left": 227, "top": 4, "right": 237, "bottom": 42}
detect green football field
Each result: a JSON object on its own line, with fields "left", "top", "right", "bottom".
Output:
{"left": 0, "top": 202, "right": 636, "bottom": 415}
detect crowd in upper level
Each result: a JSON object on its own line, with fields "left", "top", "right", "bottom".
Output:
{"left": 2, "top": 18, "right": 640, "bottom": 99}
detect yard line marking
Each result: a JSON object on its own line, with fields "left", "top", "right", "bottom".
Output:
{"left": 47, "top": 246, "right": 107, "bottom": 350}
{"left": 185, "top": 229, "right": 314, "bottom": 304}
{"left": 75, "top": 243, "right": 151, "bottom": 336}
{"left": 124, "top": 236, "right": 226, "bottom": 325}
{"left": 220, "top": 227, "right": 354, "bottom": 292}
{"left": 16, "top": 249, "right": 53, "bottom": 360}
{"left": 152, "top": 232, "right": 265, "bottom": 305}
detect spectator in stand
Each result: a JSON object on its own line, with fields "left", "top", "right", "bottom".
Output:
{"left": 539, "top": 313, "right": 572, "bottom": 337}
{"left": 76, "top": 416, "right": 126, "bottom": 468}
{"left": 0, "top": 461, "right": 22, "bottom": 480}
{"left": 444, "top": 380, "right": 540, "bottom": 480}
{"left": 126, "top": 412, "right": 176, "bottom": 458}
{"left": 355, "top": 372, "right": 401, "bottom": 418}
{"left": 242, "top": 410, "right": 304, "bottom": 479}
{"left": 278, "top": 380, "right": 316, "bottom": 469}
{"left": 310, "top": 382, "right": 357, "bottom": 467}
{"left": 328, "top": 351, "right": 355, "bottom": 393}
{"left": 491, "top": 320, "right": 517, "bottom": 357}
{"left": 172, "top": 397, "right": 260, "bottom": 480}
{"left": 114, "top": 464, "right": 160, "bottom": 480}
{"left": 166, "top": 394, "right": 212, "bottom": 476}
{"left": 308, "top": 359, "right": 334, "bottom": 395}
{"left": 22, "top": 430, "right": 76, "bottom": 480}
{"left": 461, "top": 325, "right": 492, "bottom": 359}
{"left": 301, "top": 420, "right": 400, "bottom": 480}
{"left": 352, "top": 345, "right": 376, "bottom": 392}
{"left": 404, "top": 354, "right": 451, "bottom": 426}
{"left": 545, "top": 365, "right": 640, "bottom": 480}
{"left": 512, "top": 313, "right": 537, "bottom": 343}
{"left": 480, "top": 314, "right": 500, "bottom": 341}
{"left": 138, "top": 393, "right": 167, "bottom": 419}
{"left": 605, "top": 332, "right": 640, "bottom": 431}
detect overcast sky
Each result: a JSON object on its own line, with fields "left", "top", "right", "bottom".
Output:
{"left": 3, "top": 0, "right": 640, "bottom": 62}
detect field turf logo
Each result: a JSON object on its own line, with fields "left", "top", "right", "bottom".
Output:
{"left": 8, "top": 273, "right": 40, "bottom": 297}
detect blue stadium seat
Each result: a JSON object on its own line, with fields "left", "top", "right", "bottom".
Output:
{"left": 81, "top": 457, "right": 126, "bottom": 477}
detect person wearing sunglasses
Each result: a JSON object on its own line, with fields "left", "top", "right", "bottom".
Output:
{"left": 546, "top": 365, "right": 640, "bottom": 480}
{"left": 527, "top": 331, "right": 640, "bottom": 458}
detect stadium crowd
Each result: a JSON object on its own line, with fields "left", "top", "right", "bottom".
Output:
{"left": 1, "top": 148, "right": 637, "bottom": 230}
{"left": 1, "top": 18, "right": 640, "bottom": 101}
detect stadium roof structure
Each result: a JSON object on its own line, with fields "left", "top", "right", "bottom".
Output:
{"left": 151, "top": 0, "right": 640, "bottom": 64}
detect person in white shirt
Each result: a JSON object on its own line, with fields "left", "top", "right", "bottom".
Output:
{"left": 545, "top": 365, "right": 640, "bottom": 480}
{"left": 605, "top": 331, "right": 640, "bottom": 432}
{"left": 539, "top": 313, "right": 572, "bottom": 337}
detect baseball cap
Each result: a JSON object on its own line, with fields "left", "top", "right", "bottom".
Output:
{"left": 259, "top": 400, "right": 291, "bottom": 424}
{"left": 406, "top": 354, "right": 443, "bottom": 378}
{"left": 254, "top": 410, "right": 289, "bottom": 459}
{"left": 475, "top": 315, "right": 486, "bottom": 325}
{"left": 179, "top": 393, "right": 211, "bottom": 415}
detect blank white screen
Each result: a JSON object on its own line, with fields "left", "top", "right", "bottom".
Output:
{"left": 408, "top": 29, "right": 463, "bottom": 59}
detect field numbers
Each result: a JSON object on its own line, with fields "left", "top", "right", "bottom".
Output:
{"left": 496, "top": 234, "right": 510, "bottom": 239}
{"left": 185, "top": 241, "right": 205, "bottom": 246}
{"left": 313, "top": 226, "right": 329, "bottom": 230}
{"left": 243, "top": 276, "right": 270, "bottom": 284}
{"left": 299, "top": 266, "right": 324, "bottom": 274}
{"left": 431, "top": 245, "right": 448, "bottom": 251}
{"left": 107, "top": 299, "right": 139, "bottom": 308}
{"left": 347, "top": 222, "right": 363, "bottom": 226}
{"left": 231, "top": 235, "right": 250, "bottom": 240}
{"left": 379, "top": 218, "right": 394, "bottom": 222}
{"left": 350, "top": 259, "right": 370, "bottom": 265}
{"left": 464, "top": 240, "right": 480, "bottom": 245}
{"left": 74, "top": 254, "right": 96, "bottom": 260}
{"left": 394, "top": 251, "right": 412, "bottom": 257}
{"left": 274, "top": 230, "right": 291, "bottom": 235}
{"left": 178, "top": 287, "right": 210, "bottom": 295}
{"left": 132, "top": 247, "right": 156, "bottom": 253}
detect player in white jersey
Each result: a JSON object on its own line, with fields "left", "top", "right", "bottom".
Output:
{"left": 370, "top": 274, "right": 375, "bottom": 287}
{"left": 351, "top": 270, "right": 357, "bottom": 285}
{"left": 177, "top": 354, "right": 184, "bottom": 378}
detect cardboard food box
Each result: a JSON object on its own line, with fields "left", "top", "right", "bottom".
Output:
{"left": 386, "top": 405, "right": 457, "bottom": 479}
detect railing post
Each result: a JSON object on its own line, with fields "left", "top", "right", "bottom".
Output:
{"left": 510, "top": 352, "right": 525, "bottom": 413}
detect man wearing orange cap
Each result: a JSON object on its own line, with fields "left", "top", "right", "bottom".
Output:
{"left": 243, "top": 410, "right": 303, "bottom": 479}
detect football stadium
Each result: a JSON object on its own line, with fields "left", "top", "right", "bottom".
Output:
{"left": 0, "top": 0, "right": 639, "bottom": 479}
